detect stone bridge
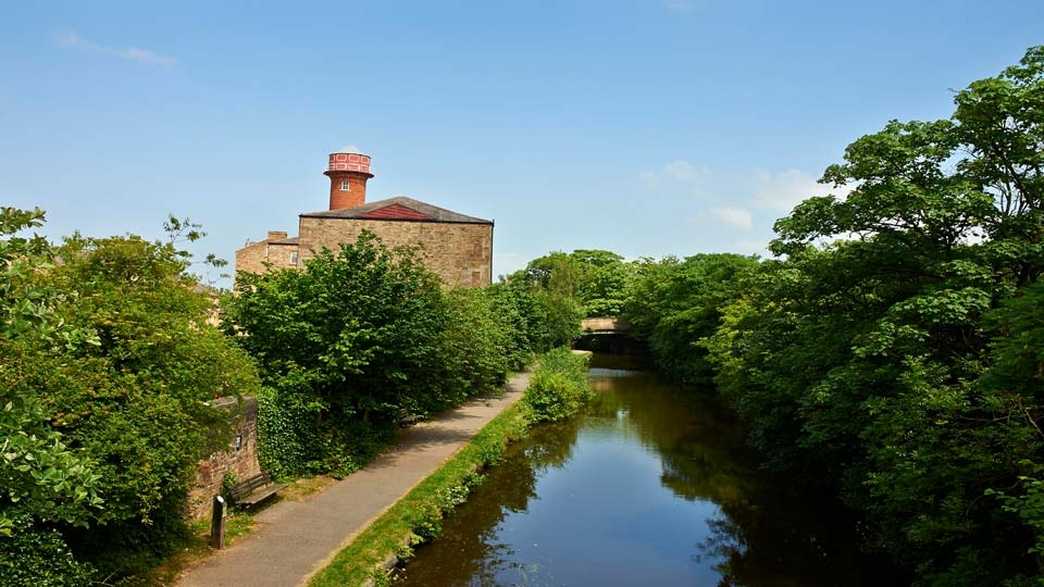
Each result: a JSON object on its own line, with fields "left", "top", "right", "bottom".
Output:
{"left": 576, "top": 317, "right": 640, "bottom": 354}
{"left": 580, "top": 316, "right": 631, "bottom": 334}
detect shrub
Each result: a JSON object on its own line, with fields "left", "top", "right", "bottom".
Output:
{"left": 0, "top": 523, "right": 96, "bottom": 587}
{"left": 224, "top": 232, "right": 566, "bottom": 479}
{"left": 0, "top": 209, "right": 261, "bottom": 583}
{"left": 438, "top": 288, "right": 514, "bottom": 404}
{"left": 523, "top": 348, "right": 592, "bottom": 423}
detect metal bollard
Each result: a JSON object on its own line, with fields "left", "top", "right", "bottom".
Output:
{"left": 210, "top": 495, "right": 226, "bottom": 549}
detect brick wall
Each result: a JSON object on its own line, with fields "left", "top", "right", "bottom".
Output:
{"left": 298, "top": 217, "right": 493, "bottom": 287}
{"left": 188, "top": 396, "right": 262, "bottom": 519}
{"left": 327, "top": 173, "right": 369, "bottom": 210}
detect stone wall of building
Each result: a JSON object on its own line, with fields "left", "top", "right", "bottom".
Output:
{"left": 188, "top": 396, "right": 262, "bottom": 519}
{"left": 234, "top": 241, "right": 299, "bottom": 275}
{"left": 267, "top": 243, "right": 299, "bottom": 270}
{"left": 298, "top": 217, "right": 493, "bottom": 287}
{"left": 234, "top": 241, "right": 269, "bottom": 275}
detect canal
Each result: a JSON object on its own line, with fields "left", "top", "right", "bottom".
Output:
{"left": 395, "top": 354, "right": 898, "bottom": 586}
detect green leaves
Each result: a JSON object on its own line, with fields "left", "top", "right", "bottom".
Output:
{"left": 632, "top": 46, "right": 1044, "bottom": 585}
{"left": 522, "top": 349, "right": 592, "bottom": 423}
{"left": 623, "top": 253, "right": 758, "bottom": 384}
{"left": 513, "top": 249, "right": 634, "bottom": 319}
{"left": 224, "top": 231, "right": 557, "bottom": 479}
{"left": 1, "top": 209, "right": 261, "bottom": 583}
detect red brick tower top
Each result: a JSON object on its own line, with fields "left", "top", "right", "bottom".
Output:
{"left": 324, "top": 147, "right": 374, "bottom": 210}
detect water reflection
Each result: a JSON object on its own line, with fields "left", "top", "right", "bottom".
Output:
{"left": 396, "top": 357, "right": 898, "bottom": 586}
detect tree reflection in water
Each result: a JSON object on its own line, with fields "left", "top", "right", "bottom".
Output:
{"left": 394, "top": 419, "right": 582, "bottom": 586}
{"left": 396, "top": 357, "right": 899, "bottom": 586}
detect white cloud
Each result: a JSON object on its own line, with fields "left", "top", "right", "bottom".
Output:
{"left": 56, "top": 32, "right": 176, "bottom": 66}
{"left": 752, "top": 168, "right": 849, "bottom": 212}
{"left": 711, "top": 206, "right": 753, "bottom": 230}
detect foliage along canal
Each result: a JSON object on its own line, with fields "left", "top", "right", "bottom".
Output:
{"left": 394, "top": 353, "right": 900, "bottom": 586}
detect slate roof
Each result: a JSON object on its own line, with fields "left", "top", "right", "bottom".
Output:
{"left": 300, "top": 196, "right": 493, "bottom": 225}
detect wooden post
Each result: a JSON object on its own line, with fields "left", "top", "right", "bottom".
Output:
{"left": 210, "top": 495, "right": 226, "bottom": 549}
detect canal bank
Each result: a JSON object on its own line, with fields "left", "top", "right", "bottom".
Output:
{"left": 393, "top": 353, "right": 902, "bottom": 586}
{"left": 309, "top": 349, "right": 591, "bottom": 586}
{"left": 175, "top": 372, "right": 529, "bottom": 587}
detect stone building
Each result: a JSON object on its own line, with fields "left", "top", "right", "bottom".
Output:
{"left": 235, "top": 149, "right": 494, "bottom": 287}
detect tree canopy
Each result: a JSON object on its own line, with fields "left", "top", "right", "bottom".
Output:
{"left": 622, "top": 46, "right": 1044, "bottom": 585}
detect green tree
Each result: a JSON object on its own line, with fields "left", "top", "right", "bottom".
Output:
{"left": 224, "top": 232, "right": 452, "bottom": 475}
{"left": 224, "top": 232, "right": 542, "bottom": 478}
{"left": 704, "top": 46, "right": 1044, "bottom": 585}
{"left": 514, "top": 249, "right": 635, "bottom": 318}
{"left": 1, "top": 208, "right": 260, "bottom": 583}
{"left": 0, "top": 208, "right": 102, "bottom": 566}
{"left": 623, "top": 253, "right": 757, "bottom": 384}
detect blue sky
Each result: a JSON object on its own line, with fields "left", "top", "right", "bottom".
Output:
{"left": 2, "top": 1, "right": 1042, "bottom": 281}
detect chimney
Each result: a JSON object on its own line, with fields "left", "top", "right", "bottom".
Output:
{"left": 266, "top": 230, "right": 288, "bottom": 241}
{"left": 324, "top": 147, "right": 374, "bottom": 210}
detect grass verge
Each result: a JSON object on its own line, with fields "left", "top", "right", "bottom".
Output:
{"left": 131, "top": 513, "right": 255, "bottom": 585}
{"left": 309, "top": 349, "right": 592, "bottom": 586}
{"left": 136, "top": 474, "right": 334, "bottom": 585}
{"left": 308, "top": 401, "right": 530, "bottom": 587}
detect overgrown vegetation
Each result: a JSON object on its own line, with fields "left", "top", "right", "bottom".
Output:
{"left": 624, "top": 253, "right": 758, "bottom": 384}
{"left": 618, "top": 47, "right": 1044, "bottom": 585}
{"left": 222, "top": 232, "right": 581, "bottom": 480}
{"left": 522, "top": 348, "right": 593, "bottom": 423}
{"left": 513, "top": 249, "right": 634, "bottom": 318}
{"left": 0, "top": 206, "right": 583, "bottom": 586}
{"left": 0, "top": 209, "right": 259, "bottom": 585}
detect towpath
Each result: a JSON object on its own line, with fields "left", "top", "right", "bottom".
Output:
{"left": 176, "top": 372, "right": 529, "bottom": 587}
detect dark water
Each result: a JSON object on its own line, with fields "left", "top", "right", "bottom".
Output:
{"left": 396, "top": 354, "right": 898, "bottom": 586}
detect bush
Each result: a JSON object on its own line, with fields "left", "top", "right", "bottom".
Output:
{"left": 225, "top": 231, "right": 569, "bottom": 479}
{"left": 0, "top": 209, "right": 261, "bottom": 583}
{"left": 523, "top": 348, "right": 592, "bottom": 423}
{"left": 438, "top": 288, "right": 514, "bottom": 403}
{"left": 0, "top": 523, "right": 96, "bottom": 587}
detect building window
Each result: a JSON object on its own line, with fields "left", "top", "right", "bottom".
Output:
{"left": 339, "top": 178, "right": 350, "bottom": 191}
{"left": 290, "top": 251, "right": 299, "bottom": 266}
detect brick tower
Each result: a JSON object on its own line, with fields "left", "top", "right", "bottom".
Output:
{"left": 324, "top": 147, "right": 374, "bottom": 210}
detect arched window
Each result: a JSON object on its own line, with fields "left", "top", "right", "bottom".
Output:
{"left": 339, "top": 178, "right": 350, "bottom": 191}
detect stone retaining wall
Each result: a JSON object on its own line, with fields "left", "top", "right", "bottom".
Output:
{"left": 187, "top": 396, "right": 262, "bottom": 519}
